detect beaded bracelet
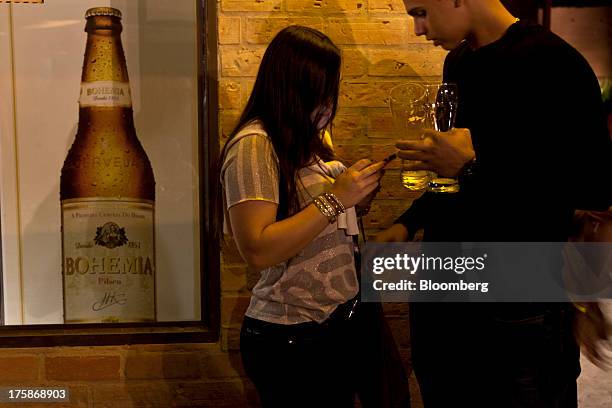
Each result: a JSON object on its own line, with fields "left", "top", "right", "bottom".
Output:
{"left": 313, "top": 196, "right": 337, "bottom": 223}
{"left": 318, "top": 194, "right": 338, "bottom": 221}
{"left": 323, "top": 192, "right": 346, "bottom": 213}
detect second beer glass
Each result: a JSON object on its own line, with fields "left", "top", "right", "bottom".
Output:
{"left": 390, "top": 82, "right": 431, "bottom": 191}
{"left": 426, "top": 83, "right": 459, "bottom": 193}
{"left": 389, "top": 82, "right": 459, "bottom": 193}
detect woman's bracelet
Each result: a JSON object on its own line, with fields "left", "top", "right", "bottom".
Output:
{"left": 319, "top": 194, "right": 338, "bottom": 221}
{"left": 323, "top": 192, "right": 346, "bottom": 213}
{"left": 313, "top": 192, "right": 346, "bottom": 224}
{"left": 313, "top": 196, "right": 337, "bottom": 223}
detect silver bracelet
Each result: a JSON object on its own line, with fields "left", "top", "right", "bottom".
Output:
{"left": 323, "top": 192, "right": 346, "bottom": 213}
{"left": 313, "top": 196, "right": 336, "bottom": 223}
{"left": 318, "top": 194, "right": 338, "bottom": 222}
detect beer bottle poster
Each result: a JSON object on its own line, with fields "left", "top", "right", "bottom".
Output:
{"left": 61, "top": 7, "right": 156, "bottom": 323}
{"left": 0, "top": 1, "right": 201, "bottom": 325}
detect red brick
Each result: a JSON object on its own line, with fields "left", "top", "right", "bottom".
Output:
{"left": 0, "top": 356, "right": 39, "bottom": 383}
{"left": 340, "top": 81, "right": 401, "bottom": 108}
{"left": 172, "top": 381, "right": 251, "bottom": 407}
{"left": 221, "top": 328, "right": 242, "bottom": 352}
{"left": 221, "top": 0, "right": 282, "bottom": 12}
{"left": 123, "top": 343, "right": 217, "bottom": 354}
{"left": 368, "top": 109, "right": 396, "bottom": 139}
{"left": 219, "top": 80, "right": 242, "bottom": 110}
{"left": 369, "top": 0, "right": 406, "bottom": 13}
{"left": 342, "top": 49, "right": 368, "bottom": 77}
{"left": 45, "top": 356, "right": 119, "bottom": 381}
{"left": 125, "top": 353, "right": 201, "bottom": 380}
{"left": 219, "top": 17, "right": 241, "bottom": 45}
{"left": 221, "top": 264, "right": 248, "bottom": 292}
{"left": 362, "top": 199, "right": 407, "bottom": 228}
{"left": 242, "top": 80, "right": 255, "bottom": 106}
{"left": 245, "top": 17, "right": 323, "bottom": 44}
{"left": 219, "top": 111, "right": 241, "bottom": 146}
{"left": 334, "top": 143, "right": 373, "bottom": 165}
{"left": 221, "top": 296, "right": 251, "bottom": 329}
{"left": 366, "top": 47, "right": 446, "bottom": 77}
{"left": 201, "top": 352, "right": 246, "bottom": 379}
{"left": 328, "top": 17, "right": 411, "bottom": 45}
{"left": 92, "top": 384, "right": 173, "bottom": 408}
{"left": 332, "top": 112, "right": 366, "bottom": 141}
{"left": 220, "top": 47, "right": 264, "bottom": 77}
{"left": 286, "top": 0, "right": 365, "bottom": 13}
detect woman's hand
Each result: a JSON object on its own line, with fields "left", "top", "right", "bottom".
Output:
{"left": 330, "top": 159, "right": 385, "bottom": 208}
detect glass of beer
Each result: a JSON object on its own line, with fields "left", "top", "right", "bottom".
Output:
{"left": 389, "top": 82, "right": 431, "bottom": 191}
{"left": 425, "top": 82, "right": 460, "bottom": 193}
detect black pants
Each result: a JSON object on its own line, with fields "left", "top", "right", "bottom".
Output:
{"left": 240, "top": 301, "right": 411, "bottom": 408}
{"left": 410, "top": 303, "right": 580, "bottom": 408}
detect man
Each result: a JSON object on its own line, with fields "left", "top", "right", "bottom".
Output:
{"left": 376, "top": 1, "right": 612, "bottom": 406}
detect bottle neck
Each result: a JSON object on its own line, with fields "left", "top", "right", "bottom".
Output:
{"left": 79, "top": 27, "right": 133, "bottom": 129}
{"left": 77, "top": 107, "right": 136, "bottom": 136}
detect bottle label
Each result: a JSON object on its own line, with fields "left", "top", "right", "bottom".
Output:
{"left": 79, "top": 81, "right": 132, "bottom": 107}
{"left": 61, "top": 198, "right": 155, "bottom": 323}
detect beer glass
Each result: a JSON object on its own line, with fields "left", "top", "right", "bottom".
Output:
{"left": 389, "top": 82, "right": 431, "bottom": 191}
{"left": 425, "top": 82, "right": 460, "bottom": 193}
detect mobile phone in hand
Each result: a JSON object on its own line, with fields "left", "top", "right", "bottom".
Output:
{"left": 382, "top": 152, "right": 397, "bottom": 165}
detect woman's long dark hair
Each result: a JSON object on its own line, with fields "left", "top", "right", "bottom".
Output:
{"left": 215, "top": 25, "right": 341, "bottom": 233}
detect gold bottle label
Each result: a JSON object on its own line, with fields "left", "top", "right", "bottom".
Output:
{"left": 79, "top": 81, "right": 132, "bottom": 107}
{"left": 61, "top": 198, "right": 155, "bottom": 323}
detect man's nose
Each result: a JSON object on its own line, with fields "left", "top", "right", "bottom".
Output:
{"left": 414, "top": 20, "right": 426, "bottom": 36}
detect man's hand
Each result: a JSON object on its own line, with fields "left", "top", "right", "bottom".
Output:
{"left": 574, "top": 302, "right": 612, "bottom": 369}
{"left": 396, "top": 128, "right": 475, "bottom": 178}
{"left": 371, "top": 224, "right": 409, "bottom": 242}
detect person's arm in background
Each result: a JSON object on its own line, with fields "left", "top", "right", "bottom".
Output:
{"left": 544, "top": 41, "right": 612, "bottom": 368}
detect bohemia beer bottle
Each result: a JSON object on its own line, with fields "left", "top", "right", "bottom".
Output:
{"left": 60, "top": 7, "right": 156, "bottom": 323}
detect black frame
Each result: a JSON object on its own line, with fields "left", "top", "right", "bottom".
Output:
{"left": 553, "top": 0, "right": 611, "bottom": 6}
{"left": 0, "top": 0, "right": 220, "bottom": 347}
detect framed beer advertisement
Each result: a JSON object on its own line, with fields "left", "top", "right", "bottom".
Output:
{"left": 0, "top": 0, "right": 219, "bottom": 343}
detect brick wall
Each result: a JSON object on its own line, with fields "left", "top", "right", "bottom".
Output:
{"left": 0, "top": 344, "right": 258, "bottom": 407}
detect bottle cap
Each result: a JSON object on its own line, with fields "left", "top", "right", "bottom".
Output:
{"left": 85, "top": 7, "right": 122, "bottom": 19}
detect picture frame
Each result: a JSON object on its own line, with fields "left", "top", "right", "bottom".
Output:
{"left": 0, "top": 0, "right": 219, "bottom": 345}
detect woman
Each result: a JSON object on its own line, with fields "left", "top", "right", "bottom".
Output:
{"left": 218, "top": 26, "right": 391, "bottom": 407}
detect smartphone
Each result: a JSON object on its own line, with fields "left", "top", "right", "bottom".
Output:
{"left": 382, "top": 152, "right": 397, "bottom": 165}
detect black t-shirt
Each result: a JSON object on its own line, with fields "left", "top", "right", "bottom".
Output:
{"left": 397, "top": 21, "right": 612, "bottom": 243}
